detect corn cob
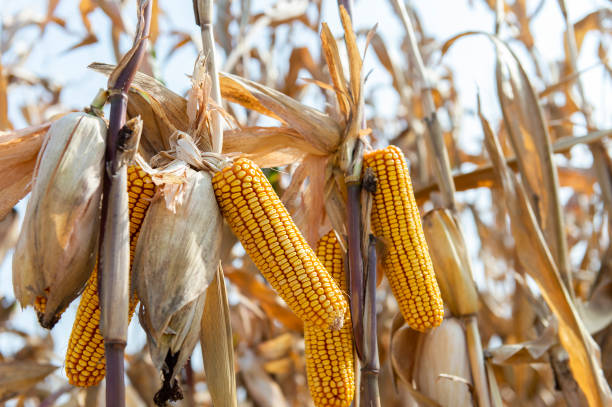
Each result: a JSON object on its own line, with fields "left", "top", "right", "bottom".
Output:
{"left": 363, "top": 145, "right": 443, "bottom": 332}
{"left": 305, "top": 230, "right": 355, "bottom": 407}
{"left": 212, "top": 158, "right": 348, "bottom": 331}
{"left": 65, "top": 166, "right": 155, "bottom": 387}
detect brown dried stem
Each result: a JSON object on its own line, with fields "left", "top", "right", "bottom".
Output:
{"left": 99, "top": 1, "right": 152, "bottom": 407}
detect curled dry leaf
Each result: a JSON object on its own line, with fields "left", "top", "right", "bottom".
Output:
{"left": 0, "top": 360, "right": 57, "bottom": 402}
{"left": 13, "top": 112, "right": 106, "bottom": 327}
{"left": 487, "top": 319, "right": 557, "bottom": 365}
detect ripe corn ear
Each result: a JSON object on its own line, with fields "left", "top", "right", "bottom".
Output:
{"left": 305, "top": 230, "right": 354, "bottom": 407}
{"left": 65, "top": 166, "right": 155, "bottom": 387}
{"left": 212, "top": 158, "right": 348, "bottom": 331}
{"left": 13, "top": 112, "right": 107, "bottom": 328}
{"left": 363, "top": 145, "right": 443, "bottom": 332}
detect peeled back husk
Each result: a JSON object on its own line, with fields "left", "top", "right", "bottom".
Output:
{"left": 12, "top": 112, "right": 106, "bottom": 327}
{"left": 133, "top": 162, "right": 222, "bottom": 340}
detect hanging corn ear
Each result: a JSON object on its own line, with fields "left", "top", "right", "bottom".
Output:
{"left": 363, "top": 145, "right": 443, "bottom": 332}
{"left": 13, "top": 112, "right": 107, "bottom": 328}
{"left": 305, "top": 230, "right": 355, "bottom": 407}
{"left": 133, "top": 162, "right": 221, "bottom": 341}
{"left": 212, "top": 158, "right": 348, "bottom": 331}
{"left": 65, "top": 165, "right": 155, "bottom": 387}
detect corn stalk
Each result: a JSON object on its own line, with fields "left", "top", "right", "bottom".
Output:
{"left": 337, "top": 1, "right": 381, "bottom": 405}
{"left": 99, "top": 1, "right": 152, "bottom": 406}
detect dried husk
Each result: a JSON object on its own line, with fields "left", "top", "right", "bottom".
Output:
{"left": 144, "top": 292, "right": 206, "bottom": 406}
{"left": 12, "top": 112, "right": 106, "bottom": 327}
{"left": 146, "top": 292, "right": 205, "bottom": 374}
{"left": 133, "top": 161, "right": 222, "bottom": 340}
{"left": 0, "top": 122, "right": 49, "bottom": 219}
{"left": 0, "top": 208, "right": 19, "bottom": 264}
{"left": 422, "top": 209, "right": 479, "bottom": 316}
{"left": 415, "top": 318, "right": 474, "bottom": 407}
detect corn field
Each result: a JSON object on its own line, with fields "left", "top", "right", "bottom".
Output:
{"left": 0, "top": 0, "right": 611, "bottom": 406}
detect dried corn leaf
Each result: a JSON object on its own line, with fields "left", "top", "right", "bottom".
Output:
{"left": 488, "top": 321, "right": 557, "bottom": 365}
{"left": 0, "top": 122, "right": 50, "bottom": 219}
{"left": 414, "top": 130, "right": 607, "bottom": 202}
{"left": 565, "top": 9, "right": 612, "bottom": 60}
{"left": 339, "top": 5, "right": 361, "bottom": 108}
{"left": 0, "top": 209, "right": 19, "bottom": 264}
{"left": 257, "top": 333, "right": 295, "bottom": 361}
{"left": 201, "top": 265, "right": 237, "bottom": 407}
{"left": 240, "top": 348, "right": 289, "bottom": 407}
{"left": 219, "top": 72, "right": 341, "bottom": 154}
{"left": 225, "top": 268, "right": 303, "bottom": 332}
{"left": 126, "top": 352, "right": 161, "bottom": 407}
{"left": 220, "top": 75, "right": 283, "bottom": 121}
{"left": 283, "top": 47, "right": 324, "bottom": 97}
{"left": 0, "top": 360, "right": 57, "bottom": 402}
{"left": 89, "top": 63, "right": 188, "bottom": 157}
{"left": 320, "top": 23, "right": 350, "bottom": 118}
{"left": 479, "top": 105, "right": 612, "bottom": 407}
{"left": 223, "top": 126, "right": 315, "bottom": 168}
{"left": 445, "top": 31, "right": 570, "bottom": 286}
{"left": 0, "top": 64, "right": 11, "bottom": 131}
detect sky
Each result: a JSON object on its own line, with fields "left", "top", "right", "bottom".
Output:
{"left": 1, "top": 0, "right": 610, "bottom": 385}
